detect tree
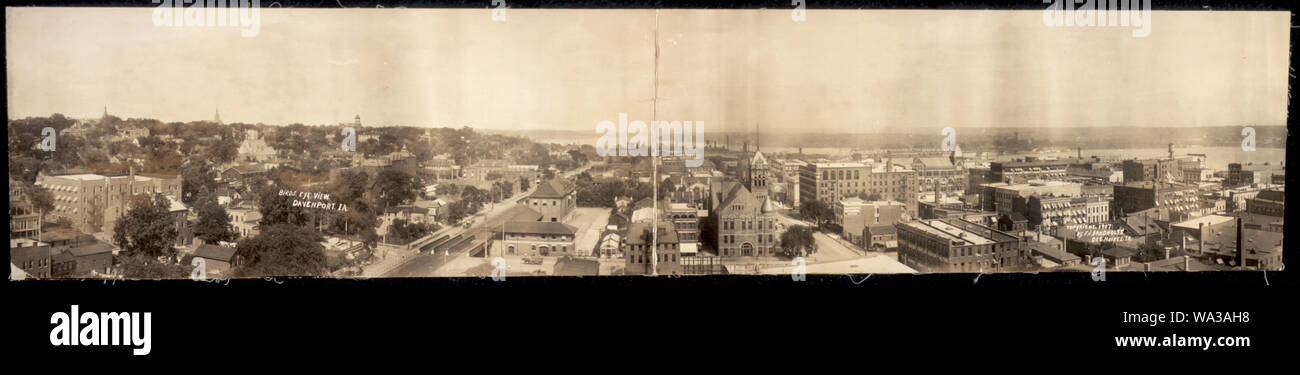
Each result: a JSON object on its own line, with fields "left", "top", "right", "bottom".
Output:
{"left": 113, "top": 194, "right": 179, "bottom": 259}
{"left": 798, "top": 200, "right": 834, "bottom": 227}
{"left": 387, "top": 219, "right": 438, "bottom": 245}
{"left": 657, "top": 177, "right": 677, "bottom": 200}
{"left": 255, "top": 185, "right": 309, "bottom": 227}
{"left": 193, "top": 192, "right": 237, "bottom": 243}
{"left": 780, "top": 225, "right": 818, "bottom": 257}
{"left": 374, "top": 169, "right": 418, "bottom": 209}
{"left": 519, "top": 176, "right": 532, "bottom": 192}
{"left": 232, "top": 223, "right": 328, "bottom": 277}
{"left": 460, "top": 186, "right": 490, "bottom": 206}
{"left": 567, "top": 149, "right": 588, "bottom": 166}
{"left": 120, "top": 254, "right": 190, "bottom": 279}
{"left": 181, "top": 161, "right": 219, "bottom": 203}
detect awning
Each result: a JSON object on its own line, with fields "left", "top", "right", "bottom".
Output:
{"left": 680, "top": 243, "right": 698, "bottom": 255}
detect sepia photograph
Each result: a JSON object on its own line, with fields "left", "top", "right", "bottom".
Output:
{"left": 7, "top": 6, "right": 1287, "bottom": 281}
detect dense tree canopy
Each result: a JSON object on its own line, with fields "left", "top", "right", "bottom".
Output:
{"left": 232, "top": 223, "right": 328, "bottom": 277}
{"left": 113, "top": 194, "right": 179, "bottom": 259}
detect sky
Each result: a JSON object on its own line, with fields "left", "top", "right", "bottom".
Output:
{"left": 6, "top": 8, "right": 1290, "bottom": 133}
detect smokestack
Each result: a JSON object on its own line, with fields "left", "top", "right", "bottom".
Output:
{"left": 1198, "top": 222, "right": 1204, "bottom": 255}
{"left": 934, "top": 180, "right": 941, "bottom": 205}
{"left": 1235, "top": 216, "right": 1243, "bottom": 268}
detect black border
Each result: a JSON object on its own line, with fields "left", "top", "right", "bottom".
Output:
{"left": 3, "top": 0, "right": 1297, "bottom": 364}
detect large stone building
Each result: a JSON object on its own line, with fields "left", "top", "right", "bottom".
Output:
{"left": 499, "top": 220, "right": 578, "bottom": 257}
{"left": 1113, "top": 181, "right": 1199, "bottom": 218}
{"left": 525, "top": 179, "right": 576, "bottom": 223}
{"left": 799, "top": 161, "right": 918, "bottom": 210}
{"left": 989, "top": 159, "right": 1067, "bottom": 184}
{"left": 36, "top": 170, "right": 183, "bottom": 235}
{"left": 896, "top": 218, "right": 1025, "bottom": 272}
{"left": 1024, "top": 195, "right": 1110, "bottom": 231}
{"left": 711, "top": 181, "right": 778, "bottom": 257}
{"left": 981, "top": 180, "right": 1082, "bottom": 214}
{"left": 1122, "top": 158, "right": 1198, "bottom": 184}
{"left": 910, "top": 156, "right": 966, "bottom": 196}
{"left": 800, "top": 162, "right": 869, "bottom": 206}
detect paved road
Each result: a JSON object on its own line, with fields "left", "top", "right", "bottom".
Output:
{"left": 376, "top": 162, "right": 599, "bottom": 277}
{"left": 773, "top": 211, "right": 866, "bottom": 263}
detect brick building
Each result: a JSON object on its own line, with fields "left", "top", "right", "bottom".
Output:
{"left": 624, "top": 221, "right": 681, "bottom": 275}
{"left": 896, "top": 218, "right": 1024, "bottom": 272}
{"left": 711, "top": 181, "right": 778, "bottom": 257}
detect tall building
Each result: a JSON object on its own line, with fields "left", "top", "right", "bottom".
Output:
{"left": 981, "top": 180, "right": 1082, "bottom": 215}
{"left": 799, "top": 162, "right": 870, "bottom": 206}
{"left": 1122, "top": 158, "right": 1195, "bottom": 184}
{"left": 711, "top": 181, "right": 778, "bottom": 257}
{"left": 35, "top": 170, "right": 184, "bottom": 235}
{"left": 1113, "top": 181, "right": 1199, "bottom": 217}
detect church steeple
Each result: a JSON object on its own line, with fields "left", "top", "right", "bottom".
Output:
{"left": 214, "top": 107, "right": 222, "bottom": 124}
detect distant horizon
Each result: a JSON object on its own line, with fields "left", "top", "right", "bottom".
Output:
{"left": 9, "top": 111, "right": 1288, "bottom": 134}
{"left": 7, "top": 9, "right": 1289, "bottom": 131}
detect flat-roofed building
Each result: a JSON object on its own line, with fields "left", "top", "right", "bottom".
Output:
{"left": 1170, "top": 215, "right": 1238, "bottom": 259}
{"left": 1113, "top": 181, "right": 1199, "bottom": 217}
{"left": 896, "top": 218, "right": 1024, "bottom": 272}
{"left": 1245, "top": 189, "right": 1284, "bottom": 217}
{"left": 799, "top": 162, "right": 871, "bottom": 205}
{"left": 36, "top": 170, "right": 183, "bottom": 235}
{"left": 982, "top": 180, "right": 1082, "bottom": 215}
{"left": 989, "top": 159, "right": 1067, "bottom": 184}
{"left": 836, "top": 198, "right": 905, "bottom": 246}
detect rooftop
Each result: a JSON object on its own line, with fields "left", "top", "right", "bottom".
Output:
{"left": 901, "top": 220, "right": 994, "bottom": 246}
{"left": 1171, "top": 215, "right": 1235, "bottom": 230}
{"left": 504, "top": 221, "right": 577, "bottom": 236}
